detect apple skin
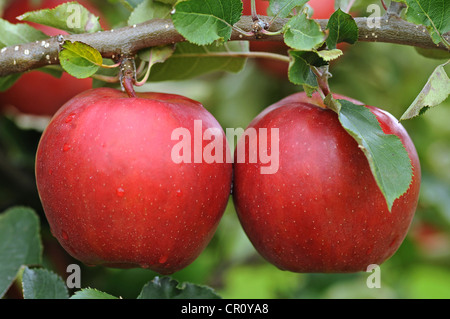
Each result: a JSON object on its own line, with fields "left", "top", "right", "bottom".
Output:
{"left": 35, "top": 87, "right": 232, "bottom": 274}
{"left": 0, "top": 72, "right": 94, "bottom": 116}
{"left": 232, "top": 92, "right": 421, "bottom": 273}
{"left": 0, "top": 0, "right": 106, "bottom": 116}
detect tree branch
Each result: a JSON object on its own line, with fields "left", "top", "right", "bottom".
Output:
{"left": 0, "top": 15, "right": 448, "bottom": 77}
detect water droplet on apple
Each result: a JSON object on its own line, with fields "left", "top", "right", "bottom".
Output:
{"left": 159, "top": 255, "right": 168, "bottom": 264}
{"left": 63, "top": 143, "right": 71, "bottom": 152}
{"left": 176, "top": 189, "right": 182, "bottom": 197}
{"left": 62, "top": 230, "right": 69, "bottom": 241}
{"left": 65, "top": 113, "right": 76, "bottom": 123}
{"left": 116, "top": 187, "right": 125, "bottom": 197}
{"left": 48, "top": 169, "right": 53, "bottom": 175}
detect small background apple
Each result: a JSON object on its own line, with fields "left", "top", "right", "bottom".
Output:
{"left": 0, "top": 0, "right": 108, "bottom": 116}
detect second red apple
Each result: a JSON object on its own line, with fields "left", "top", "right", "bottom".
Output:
{"left": 232, "top": 92, "right": 421, "bottom": 273}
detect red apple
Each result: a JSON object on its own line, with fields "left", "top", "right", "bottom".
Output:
{"left": 232, "top": 92, "right": 421, "bottom": 273}
{"left": 35, "top": 87, "right": 232, "bottom": 274}
{"left": 0, "top": 0, "right": 107, "bottom": 116}
{"left": 0, "top": 72, "right": 94, "bottom": 116}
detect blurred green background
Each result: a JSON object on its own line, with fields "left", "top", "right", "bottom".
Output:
{"left": 1, "top": 0, "right": 450, "bottom": 299}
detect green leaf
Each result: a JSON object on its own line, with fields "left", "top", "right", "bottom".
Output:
{"left": 138, "top": 45, "right": 175, "bottom": 64}
{"left": 0, "top": 207, "right": 42, "bottom": 298}
{"left": 315, "top": 48, "right": 343, "bottom": 61}
{"left": 18, "top": 1, "right": 102, "bottom": 34}
{"left": 268, "top": 0, "right": 309, "bottom": 18}
{"left": 283, "top": 13, "right": 326, "bottom": 51}
{"left": 400, "top": 0, "right": 450, "bottom": 45}
{"left": 148, "top": 41, "right": 249, "bottom": 81}
{"left": 22, "top": 267, "right": 69, "bottom": 299}
{"left": 137, "top": 277, "right": 221, "bottom": 299}
{"left": 128, "top": 0, "right": 172, "bottom": 25}
{"left": 325, "top": 8, "right": 358, "bottom": 49}
{"left": 172, "top": 0, "right": 243, "bottom": 45}
{"left": 70, "top": 288, "right": 119, "bottom": 299}
{"left": 288, "top": 50, "right": 326, "bottom": 89}
{"left": 0, "top": 18, "right": 48, "bottom": 47}
{"left": 332, "top": 99, "right": 413, "bottom": 211}
{"left": 400, "top": 62, "right": 450, "bottom": 120}
{"left": 59, "top": 41, "right": 102, "bottom": 79}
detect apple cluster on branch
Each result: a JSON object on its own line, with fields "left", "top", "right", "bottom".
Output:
{"left": 0, "top": 13, "right": 449, "bottom": 78}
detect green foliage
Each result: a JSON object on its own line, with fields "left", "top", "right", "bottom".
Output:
{"left": 328, "top": 99, "right": 413, "bottom": 211}
{"left": 0, "top": 207, "right": 42, "bottom": 298}
{"left": 400, "top": 0, "right": 450, "bottom": 45}
{"left": 325, "top": 9, "right": 358, "bottom": 49}
{"left": 172, "top": 0, "right": 243, "bottom": 45}
{"left": 288, "top": 50, "right": 326, "bottom": 89}
{"left": 71, "top": 288, "right": 119, "bottom": 299}
{"left": 22, "top": 267, "right": 69, "bottom": 299}
{"left": 127, "top": 0, "right": 172, "bottom": 25}
{"left": 0, "top": 18, "right": 47, "bottom": 47}
{"left": 400, "top": 62, "right": 450, "bottom": 120}
{"left": 19, "top": 2, "right": 103, "bottom": 34}
{"left": 283, "top": 13, "right": 325, "bottom": 50}
{"left": 59, "top": 41, "right": 103, "bottom": 79}
{"left": 137, "top": 277, "right": 221, "bottom": 299}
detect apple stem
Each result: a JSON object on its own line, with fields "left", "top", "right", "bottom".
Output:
{"left": 122, "top": 76, "right": 137, "bottom": 98}
{"left": 312, "top": 66, "right": 331, "bottom": 99}
{"left": 119, "top": 57, "right": 137, "bottom": 98}
{"left": 250, "top": 0, "right": 258, "bottom": 22}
